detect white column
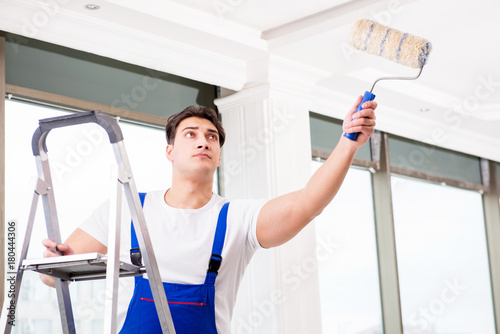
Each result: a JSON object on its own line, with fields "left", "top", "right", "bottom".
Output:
{"left": 216, "top": 56, "right": 330, "bottom": 334}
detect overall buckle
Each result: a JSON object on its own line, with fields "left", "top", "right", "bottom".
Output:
{"left": 130, "top": 247, "right": 142, "bottom": 266}
{"left": 207, "top": 254, "right": 222, "bottom": 274}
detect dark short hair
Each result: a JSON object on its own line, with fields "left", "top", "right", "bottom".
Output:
{"left": 165, "top": 106, "right": 226, "bottom": 147}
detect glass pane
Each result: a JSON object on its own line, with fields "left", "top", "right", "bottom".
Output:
{"left": 5, "top": 32, "right": 216, "bottom": 118}
{"left": 5, "top": 99, "right": 219, "bottom": 332}
{"left": 391, "top": 175, "right": 495, "bottom": 333}
{"left": 310, "top": 112, "right": 371, "bottom": 161}
{"left": 388, "top": 135, "right": 482, "bottom": 184}
{"left": 313, "top": 161, "right": 382, "bottom": 333}
{"left": 497, "top": 162, "right": 500, "bottom": 190}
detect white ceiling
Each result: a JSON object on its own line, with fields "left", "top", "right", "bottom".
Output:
{"left": 1, "top": 0, "right": 500, "bottom": 160}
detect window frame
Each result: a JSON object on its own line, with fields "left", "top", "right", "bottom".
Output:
{"left": 311, "top": 112, "right": 500, "bottom": 333}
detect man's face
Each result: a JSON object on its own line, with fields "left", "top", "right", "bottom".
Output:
{"left": 166, "top": 117, "right": 221, "bottom": 179}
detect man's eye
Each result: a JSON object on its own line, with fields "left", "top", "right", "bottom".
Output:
{"left": 186, "top": 132, "right": 194, "bottom": 137}
{"left": 208, "top": 134, "right": 217, "bottom": 141}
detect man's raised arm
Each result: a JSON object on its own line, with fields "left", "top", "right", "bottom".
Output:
{"left": 256, "top": 97, "right": 377, "bottom": 248}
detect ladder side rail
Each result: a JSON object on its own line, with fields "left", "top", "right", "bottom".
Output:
{"left": 0, "top": 182, "right": 41, "bottom": 333}
{"left": 103, "top": 167, "right": 122, "bottom": 334}
{"left": 36, "top": 151, "right": 76, "bottom": 334}
{"left": 29, "top": 111, "right": 119, "bottom": 334}
{"left": 112, "top": 141, "right": 176, "bottom": 334}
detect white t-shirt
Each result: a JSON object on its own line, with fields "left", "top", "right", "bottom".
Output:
{"left": 79, "top": 190, "right": 266, "bottom": 333}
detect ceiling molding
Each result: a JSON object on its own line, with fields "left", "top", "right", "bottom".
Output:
{"left": 262, "top": 0, "right": 419, "bottom": 48}
{"left": 0, "top": 0, "right": 249, "bottom": 90}
{"left": 105, "top": 0, "right": 267, "bottom": 50}
{"left": 472, "top": 103, "right": 500, "bottom": 121}
{"left": 346, "top": 67, "right": 462, "bottom": 109}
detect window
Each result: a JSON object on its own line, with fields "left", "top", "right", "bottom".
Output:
{"left": 497, "top": 163, "right": 500, "bottom": 190}
{"left": 388, "top": 135, "right": 482, "bottom": 185}
{"left": 310, "top": 112, "right": 371, "bottom": 161}
{"left": 312, "top": 161, "right": 382, "bottom": 334}
{"left": 391, "top": 175, "right": 496, "bottom": 333}
{"left": 5, "top": 32, "right": 217, "bottom": 119}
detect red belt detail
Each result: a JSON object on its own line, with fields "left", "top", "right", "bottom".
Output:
{"left": 139, "top": 297, "right": 206, "bottom": 306}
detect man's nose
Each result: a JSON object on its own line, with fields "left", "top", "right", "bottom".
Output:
{"left": 197, "top": 137, "right": 210, "bottom": 149}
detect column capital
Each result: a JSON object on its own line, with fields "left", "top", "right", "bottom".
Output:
{"left": 242, "top": 54, "right": 332, "bottom": 97}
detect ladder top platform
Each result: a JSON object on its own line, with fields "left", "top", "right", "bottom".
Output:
{"left": 21, "top": 253, "right": 145, "bottom": 282}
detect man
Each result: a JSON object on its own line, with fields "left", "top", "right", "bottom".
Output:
{"left": 42, "top": 97, "right": 377, "bottom": 333}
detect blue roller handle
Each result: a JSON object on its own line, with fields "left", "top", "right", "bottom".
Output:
{"left": 343, "top": 91, "right": 376, "bottom": 141}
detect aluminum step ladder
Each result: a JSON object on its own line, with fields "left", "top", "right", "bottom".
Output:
{"left": 0, "top": 110, "right": 176, "bottom": 334}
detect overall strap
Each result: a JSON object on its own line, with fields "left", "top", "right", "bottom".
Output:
{"left": 205, "top": 202, "right": 230, "bottom": 286}
{"left": 130, "top": 192, "right": 146, "bottom": 283}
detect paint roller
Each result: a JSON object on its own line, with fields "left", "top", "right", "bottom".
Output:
{"left": 344, "top": 19, "right": 432, "bottom": 141}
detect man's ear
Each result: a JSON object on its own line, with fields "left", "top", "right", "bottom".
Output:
{"left": 166, "top": 144, "right": 174, "bottom": 162}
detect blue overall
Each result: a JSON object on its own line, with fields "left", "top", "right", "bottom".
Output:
{"left": 119, "top": 193, "right": 229, "bottom": 334}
